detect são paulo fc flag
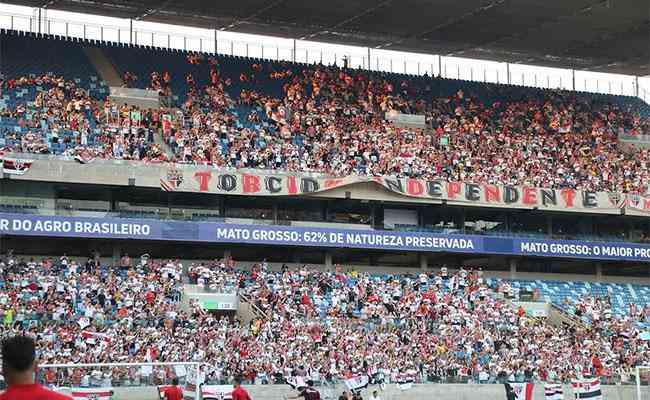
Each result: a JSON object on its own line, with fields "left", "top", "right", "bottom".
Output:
{"left": 571, "top": 377, "right": 602, "bottom": 399}
{"left": 2, "top": 158, "right": 33, "bottom": 175}
{"left": 201, "top": 385, "right": 233, "bottom": 400}
{"left": 70, "top": 388, "right": 114, "bottom": 399}
{"left": 504, "top": 382, "right": 534, "bottom": 400}
{"left": 344, "top": 375, "right": 369, "bottom": 391}
{"left": 544, "top": 383, "right": 564, "bottom": 400}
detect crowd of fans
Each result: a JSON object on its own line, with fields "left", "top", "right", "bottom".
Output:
{"left": 0, "top": 74, "right": 167, "bottom": 161}
{"left": 2, "top": 53, "right": 650, "bottom": 194}
{"left": 1, "top": 252, "right": 648, "bottom": 389}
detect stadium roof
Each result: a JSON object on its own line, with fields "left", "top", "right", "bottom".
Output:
{"left": 8, "top": 0, "right": 650, "bottom": 76}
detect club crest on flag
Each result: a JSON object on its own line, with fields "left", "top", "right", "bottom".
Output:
{"left": 161, "top": 167, "right": 184, "bottom": 191}
{"left": 608, "top": 192, "right": 624, "bottom": 207}
{"left": 167, "top": 168, "right": 184, "bottom": 187}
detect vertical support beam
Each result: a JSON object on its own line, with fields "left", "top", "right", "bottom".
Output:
{"left": 112, "top": 245, "right": 121, "bottom": 266}
{"left": 214, "top": 29, "right": 218, "bottom": 54}
{"left": 635, "top": 76, "right": 640, "bottom": 97}
{"left": 509, "top": 258, "right": 517, "bottom": 279}
{"left": 38, "top": 8, "right": 41, "bottom": 34}
{"left": 325, "top": 252, "right": 333, "bottom": 268}
{"left": 572, "top": 69, "right": 576, "bottom": 91}
{"left": 506, "top": 63, "right": 510, "bottom": 84}
{"left": 272, "top": 204, "right": 278, "bottom": 224}
{"left": 419, "top": 253, "right": 428, "bottom": 270}
{"left": 595, "top": 263, "right": 603, "bottom": 281}
{"left": 292, "top": 39, "right": 296, "bottom": 63}
{"left": 367, "top": 47, "right": 371, "bottom": 70}
{"left": 129, "top": 19, "right": 133, "bottom": 45}
{"left": 547, "top": 215, "right": 553, "bottom": 236}
{"left": 438, "top": 55, "right": 442, "bottom": 77}
{"left": 219, "top": 197, "right": 226, "bottom": 218}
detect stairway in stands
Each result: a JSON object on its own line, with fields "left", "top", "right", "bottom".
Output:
{"left": 83, "top": 46, "right": 123, "bottom": 88}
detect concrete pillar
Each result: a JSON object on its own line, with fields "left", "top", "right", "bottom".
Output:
{"left": 419, "top": 253, "right": 428, "bottom": 270}
{"left": 509, "top": 258, "right": 518, "bottom": 279}
{"left": 506, "top": 63, "right": 510, "bottom": 84}
{"left": 292, "top": 39, "right": 296, "bottom": 63}
{"left": 635, "top": 76, "right": 640, "bottom": 97}
{"left": 129, "top": 19, "right": 133, "bottom": 45}
{"left": 324, "top": 252, "right": 333, "bottom": 268}
{"left": 595, "top": 263, "right": 603, "bottom": 281}
{"left": 217, "top": 197, "right": 224, "bottom": 218}
{"left": 112, "top": 245, "right": 121, "bottom": 266}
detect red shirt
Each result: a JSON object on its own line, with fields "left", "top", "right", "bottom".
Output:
{"left": 232, "top": 386, "right": 252, "bottom": 400}
{"left": 0, "top": 384, "right": 72, "bottom": 400}
{"left": 163, "top": 386, "right": 183, "bottom": 400}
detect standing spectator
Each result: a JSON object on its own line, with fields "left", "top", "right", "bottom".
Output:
{"left": 0, "top": 335, "right": 71, "bottom": 399}
{"left": 232, "top": 377, "right": 252, "bottom": 400}
{"left": 162, "top": 377, "right": 183, "bottom": 400}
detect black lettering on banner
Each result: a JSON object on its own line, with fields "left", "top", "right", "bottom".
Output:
{"left": 301, "top": 178, "right": 320, "bottom": 193}
{"left": 504, "top": 186, "right": 520, "bottom": 203}
{"left": 427, "top": 181, "right": 443, "bottom": 197}
{"left": 583, "top": 191, "right": 598, "bottom": 208}
{"left": 465, "top": 183, "right": 480, "bottom": 201}
{"left": 384, "top": 178, "right": 404, "bottom": 194}
{"left": 540, "top": 189, "right": 557, "bottom": 206}
{"left": 265, "top": 177, "right": 282, "bottom": 193}
{"left": 217, "top": 174, "right": 237, "bottom": 192}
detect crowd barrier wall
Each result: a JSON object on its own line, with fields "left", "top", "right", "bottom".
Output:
{"left": 58, "top": 383, "right": 639, "bottom": 400}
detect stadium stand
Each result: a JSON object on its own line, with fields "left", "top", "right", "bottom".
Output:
{"left": 1, "top": 253, "right": 648, "bottom": 387}
{"left": 1, "top": 30, "right": 650, "bottom": 194}
{"left": 0, "top": 5, "right": 649, "bottom": 398}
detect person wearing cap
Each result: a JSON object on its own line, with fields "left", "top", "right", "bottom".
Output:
{"left": 0, "top": 335, "right": 71, "bottom": 399}
{"left": 232, "top": 376, "right": 252, "bottom": 400}
{"left": 287, "top": 380, "right": 320, "bottom": 400}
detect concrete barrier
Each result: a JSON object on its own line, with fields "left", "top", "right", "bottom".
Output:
{"left": 58, "top": 383, "right": 639, "bottom": 400}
